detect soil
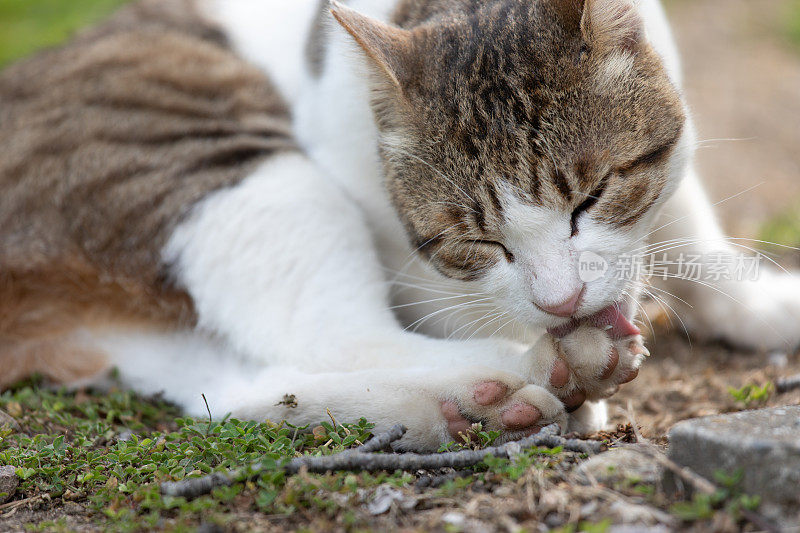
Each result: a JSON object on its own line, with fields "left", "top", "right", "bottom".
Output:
{"left": 666, "top": 0, "right": 800, "bottom": 236}
{"left": 610, "top": 316, "right": 800, "bottom": 439}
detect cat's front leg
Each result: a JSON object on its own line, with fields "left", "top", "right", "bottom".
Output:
{"left": 208, "top": 366, "right": 566, "bottom": 452}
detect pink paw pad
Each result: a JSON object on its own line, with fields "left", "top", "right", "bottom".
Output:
{"left": 620, "top": 368, "right": 639, "bottom": 384}
{"left": 441, "top": 400, "right": 472, "bottom": 439}
{"left": 549, "top": 359, "right": 570, "bottom": 388}
{"left": 563, "top": 390, "right": 586, "bottom": 413}
{"left": 501, "top": 402, "right": 541, "bottom": 430}
{"left": 473, "top": 381, "right": 508, "bottom": 406}
{"left": 601, "top": 347, "right": 620, "bottom": 380}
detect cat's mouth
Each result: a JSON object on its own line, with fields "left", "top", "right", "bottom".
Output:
{"left": 546, "top": 302, "right": 640, "bottom": 340}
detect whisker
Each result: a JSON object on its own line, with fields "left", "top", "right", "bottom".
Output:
{"left": 448, "top": 310, "right": 503, "bottom": 340}
{"left": 467, "top": 312, "right": 509, "bottom": 341}
{"left": 640, "top": 182, "right": 765, "bottom": 242}
{"left": 404, "top": 298, "right": 495, "bottom": 332}
{"left": 693, "top": 136, "right": 756, "bottom": 147}
{"left": 388, "top": 292, "right": 489, "bottom": 310}
{"left": 434, "top": 304, "right": 498, "bottom": 334}
{"left": 630, "top": 238, "right": 788, "bottom": 279}
{"left": 388, "top": 281, "right": 468, "bottom": 297}
{"left": 637, "top": 272, "right": 791, "bottom": 347}
{"left": 635, "top": 284, "right": 692, "bottom": 346}
{"left": 621, "top": 288, "right": 655, "bottom": 335}
{"left": 485, "top": 315, "right": 517, "bottom": 340}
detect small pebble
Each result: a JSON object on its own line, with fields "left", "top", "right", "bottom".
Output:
{"left": 442, "top": 512, "right": 466, "bottom": 527}
{"left": 768, "top": 351, "right": 788, "bottom": 368}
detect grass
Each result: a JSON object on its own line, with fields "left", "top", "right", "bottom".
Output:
{"left": 760, "top": 203, "right": 800, "bottom": 249}
{"left": 0, "top": 0, "right": 128, "bottom": 68}
{"left": 0, "top": 381, "right": 583, "bottom": 531}
{"left": 0, "top": 381, "right": 771, "bottom": 531}
{"left": 787, "top": 0, "right": 800, "bottom": 47}
{"left": 727, "top": 382, "right": 773, "bottom": 407}
{"left": 0, "top": 381, "right": 401, "bottom": 530}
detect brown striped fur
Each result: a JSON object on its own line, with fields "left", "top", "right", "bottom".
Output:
{"left": 0, "top": 0, "right": 296, "bottom": 386}
{"left": 333, "top": 0, "right": 685, "bottom": 280}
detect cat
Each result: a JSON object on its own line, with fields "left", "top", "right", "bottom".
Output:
{"left": 1, "top": 0, "right": 799, "bottom": 451}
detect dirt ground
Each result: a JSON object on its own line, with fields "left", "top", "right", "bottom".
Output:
{"left": 666, "top": 0, "right": 800, "bottom": 237}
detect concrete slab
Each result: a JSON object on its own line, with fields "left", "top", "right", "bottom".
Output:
{"left": 667, "top": 406, "right": 800, "bottom": 526}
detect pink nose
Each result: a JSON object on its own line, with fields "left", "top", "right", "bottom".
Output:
{"left": 536, "top": 287, "right": 584, "bottom": 318}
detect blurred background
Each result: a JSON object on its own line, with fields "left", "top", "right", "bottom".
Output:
{"left": 1, "top": 0, "right": 799, "bottom": 247}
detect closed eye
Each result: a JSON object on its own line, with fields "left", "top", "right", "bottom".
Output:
{"left": 466, "top": 239, "right": 515, "bottom": 263}
{"left": 619, "top": 134, "right": 681, "bottom": 173}
{"left": 570, "top": 172, "right": 610, "bottom": 237}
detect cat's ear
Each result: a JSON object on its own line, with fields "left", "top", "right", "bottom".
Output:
{"left": 329, "top": 1, "right": 414, "bottom": 88}
{"left": 580, "top": 0, "right": 644, "bottom": 52}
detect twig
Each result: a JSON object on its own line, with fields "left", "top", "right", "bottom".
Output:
{"left": 624, "top": 400, "right": 644, "bottom": 443}
{"left": 634, "top": 445, "right": 717, "bottom": 495}
{"left": 0, "top": 494, "right": 44, "bottom": 512}
{"left": 775, "top": 374, "right": 800, "bottom": 394}
{"left": 161, "top": 423, "right": 604, "bottom": 498}
{"left": 353, "top": 424, "right": 406, "bottom": 453}
{"left": 201, "top": 394, "right": 212, "bottom": 424}
{"left": 742, "top": 509, "right": 782, "bottom": 533}
{"left": 161, "top": 472, "right": 233, "bottom": 499}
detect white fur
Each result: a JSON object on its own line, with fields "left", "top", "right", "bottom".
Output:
{"left": 198, "top": 0, "right": 319, "bottom": 106}
{"left": 82, "top": 0, "right": 800, "bottom": 450}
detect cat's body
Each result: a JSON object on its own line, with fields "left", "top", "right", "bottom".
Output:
{"left": 2, "top": 0, "right": 800, "bottom": 450}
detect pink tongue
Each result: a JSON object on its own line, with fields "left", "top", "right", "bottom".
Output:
{"left": 547, "top": 303, "right": 640, "bottom": 340}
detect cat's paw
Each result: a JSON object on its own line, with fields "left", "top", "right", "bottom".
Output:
{"left": 436, "top": 369, "right": 566, "bottom": 444}
{"left": 528, "top": 327, "right": 645, "bottom": 405}
{"left": 557, "top": 326, "right": 645, "bottom": 400}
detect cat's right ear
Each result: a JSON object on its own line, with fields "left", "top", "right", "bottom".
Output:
{"left": 329, "top": 1, "right": 413, "bottom": 89}
{"left": 580, "top": 0, "right": 644, "bottom": 52}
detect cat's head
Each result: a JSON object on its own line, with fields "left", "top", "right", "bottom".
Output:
{"left": 332, "top": 0, "right": 689, "bottom": 329}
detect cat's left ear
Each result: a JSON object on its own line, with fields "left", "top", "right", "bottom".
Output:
{"left": 580, "top": 0, "right": 645, "bottom": 52}
{"left": 329, "top": 1, "right": 414, "bottom": 88}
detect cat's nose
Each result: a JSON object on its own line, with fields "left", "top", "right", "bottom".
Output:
{"left": 536, "top": 286, "right": 585, "bottom": 318}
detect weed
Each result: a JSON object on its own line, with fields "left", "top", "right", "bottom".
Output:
{"left": 727, "top": 382, "right": 772, "bottom": 406}
{"left": 670, "top": 469, "right": 761, "bottom": 523}
{"left": 437, "top": 423, "right": 502, "bottom": 452}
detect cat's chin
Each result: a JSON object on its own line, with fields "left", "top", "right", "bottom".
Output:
{"left": 546, "top": 302, "right": 640, "bottom": 340}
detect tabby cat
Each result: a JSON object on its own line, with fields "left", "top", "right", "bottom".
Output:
{"left": 2, "top": 0, "right": 799, "bottom": 450}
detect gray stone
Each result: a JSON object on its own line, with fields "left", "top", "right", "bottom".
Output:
{"left": 365, "top": 484, "right": 417, "bottom": 515}
{"left": 0, "top": 465, "right": 19, "bottom": 504}
{"left": 667, "top": 406, "right": 800, "bottom": 525}
{"left": 0, "top": 409, "right": 20, "bottom": 432}
{"left": 576, "top": 446, "right": 663, "bottom": 486}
